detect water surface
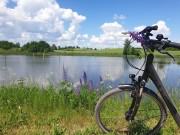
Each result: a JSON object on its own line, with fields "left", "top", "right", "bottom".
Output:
{"left": 0, "top": 55, "right": 180, "bottom": 90}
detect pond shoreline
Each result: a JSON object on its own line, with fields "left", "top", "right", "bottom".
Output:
{"left": 1, "top": 48, "right": 180, "bottom": 57}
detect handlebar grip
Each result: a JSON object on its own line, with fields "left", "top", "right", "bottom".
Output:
{"left": 140, "top": 25, "right": 158, "bottom": 34}
{"left": 167, "top": 42, "right": 180, "bottom": 49}
{"left": 151, "top": 25, "right": 158, "bottom": 30}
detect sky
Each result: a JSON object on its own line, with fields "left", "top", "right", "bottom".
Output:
{"left": 0, "top": 0, "right": 180, "bottom": 49}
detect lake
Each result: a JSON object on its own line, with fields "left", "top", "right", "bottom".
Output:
{"left": 0, "top": 55, "right": 180, "bottom": 90}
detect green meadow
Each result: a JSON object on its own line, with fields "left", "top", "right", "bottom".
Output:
{"left": 1, "top": 47, "right": 180, "bottom": 57}
{"left": 55, "top": 48, "right": 180, "bottom": 57}
{"left": 0, "top": 82, "right": 179, "bottom": 135}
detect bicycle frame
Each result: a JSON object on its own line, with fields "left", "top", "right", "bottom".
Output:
{"left": 142, "top": 53, "right": 180, "bottom": 127}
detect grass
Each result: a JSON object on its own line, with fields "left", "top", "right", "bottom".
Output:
{"left": 0, "top": 81, "right": 179, "bottom": 134}
{"left": 1, "top": 48, "right": 180, "bottom": 57}
{"left": 0, "top": 83, "right": 101, "bottom": 135}
{"left": 55, "top": 48, "right": 180, "bottom": 58}
{"left": 54, "top": 48, "right": 124, "bottom": 57}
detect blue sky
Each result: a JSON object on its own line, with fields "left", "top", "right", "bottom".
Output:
{"left": 1, "top": 0, "right": 180, "bottom": 48}
{"left": 58, "top": 0, "right": 180, "bottom": 38}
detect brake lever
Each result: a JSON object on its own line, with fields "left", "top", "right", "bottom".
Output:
{"left": 159, "top": 50, "right": 175, "bottom": 61}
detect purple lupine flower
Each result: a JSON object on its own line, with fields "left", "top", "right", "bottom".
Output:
{"left": 63, "top": 64, "right": 68, "bottom": 81}
{"left": 80, "top": 78, "right": 82, "bottom": 86}
{"left": 129, "top": 31, "right": 144, "bottom": 43}
{"left": 90, "top": 80, "right": 94, "bottom": 90}
{"left": 83, "top": 71, "right": 87, "bottom": 84}
{"left": 87, "top": 82, "right": 91, "bottom": 92}
{"left": 87, "top": 80, "right": 94, "bottom": 91}
{"left": 99, "top": 75, "right": 103, "bottom": 82}
{"left": 74, "top": 87, "right": 79, "bottom": 96}
{"left": 99, "top": 75, "right": 104, "bottom": 85}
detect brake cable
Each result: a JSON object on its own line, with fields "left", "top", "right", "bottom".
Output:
{"left": 125, "top": 38, "right": 147, "bottom": 77}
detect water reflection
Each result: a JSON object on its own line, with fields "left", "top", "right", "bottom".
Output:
{"left": 0, "top": 55, "right": 180, "bottom": 90}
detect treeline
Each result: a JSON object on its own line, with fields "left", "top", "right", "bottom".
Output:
{"left": 59, "top": 46, "right": 96, "bottom": 51}
{"left": 0, "top": 41, "right": 20, "bottom": 50}
{"left": 21, "top": 41, "right": 52, "bottom": 53}
{"left": 0, "top": 40, "right": 96, "bottom": 53}
{"left": 0, "top": 40, "right": 52, "bottom": 53}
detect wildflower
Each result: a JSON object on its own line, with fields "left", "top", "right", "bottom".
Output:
{"left": 100, "top": 81, "right": 104, "bottom": 85}
{"left": 83, "top": 71, "right": 87, "bottom": 84}
{"left": 45, "top": 74, "right": 49, "bottom": 78}
{"left": 99, "top": 75, "right": 103, "bottom": 82}
{"left": 105, "top": 72, "right": 111, "bottom": 78}
{"left": 80, "top": 78, "right": 82, "bottom": 86}
{"left": 74, "top": 87, "right": 79, "bottom": 96}
{"left": 99, "top": 75, "right": 104, "bottom": 85}
{"left": 63, "top": 64, "right": 68, "bottom": 81}
{"left": 108, "top": 85, "right": 112, "bottom": 89}
{"left": 90, "top": 80, "right": 94, "bottom": 90}
{"left": 87, "top": 80, "right": 94, "bottom": 91}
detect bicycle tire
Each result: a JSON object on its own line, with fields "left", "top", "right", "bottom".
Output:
{"left": 95, "top": 85, "right": 167, "bottom": 135}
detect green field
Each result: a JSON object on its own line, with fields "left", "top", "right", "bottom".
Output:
{"left": 0, "top": 82, "right": 179, "bottom": 135}
{"left": 55, "top": 48, "right": 180, "bottom": 57}
{"left": 54, "top": 48, "right": 124, "bottom": 57}
{"left": 1, "top": 48, "right": 180, "bottom": 58}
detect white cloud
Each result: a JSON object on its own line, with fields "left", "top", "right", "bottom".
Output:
{"left": 89, "top": 21, "right": 129, "bottom": 49}
{"left": 88, "top": 20, "right": 171, "bottom": 49}
{"left": 0, "top": 0, "right": 86, "bottom": 45}
{"left": 113, "top": 14, "right": 126, "bottom": 20}
{"left": 153, "top": 21, "right": 170, "bottom": 37}
{"left": 75, "top": 34, "right": 89, "bottom": 47}
{"left": 134, "top": 21, "right": 170, "bottom": 38}
{"left": 100, "top": 21, "right": 123, "bottom": 33}
{"left": 130, "top": 21, "right": 170, "bottom": 47}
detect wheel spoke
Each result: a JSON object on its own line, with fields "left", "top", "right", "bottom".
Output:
{"left": 95, "top": 88, "right": 166, "bottom": 134}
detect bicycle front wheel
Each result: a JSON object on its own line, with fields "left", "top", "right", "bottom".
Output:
{"left": 95, "top": 86, "right": 167, "bottom": 134}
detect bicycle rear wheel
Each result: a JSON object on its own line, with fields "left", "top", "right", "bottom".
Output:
{"left": 95, "top": 85, "right": 167, "bottom": 134}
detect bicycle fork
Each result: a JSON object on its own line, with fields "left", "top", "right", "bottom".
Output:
{"left": 125, "top": 75, "right": 146, "bottom": 121}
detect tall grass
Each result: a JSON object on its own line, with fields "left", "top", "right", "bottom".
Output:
{"left": 0, "top": 82, "right": 100, "bottom": 134}
{"left": 0, "top": 73, "right": 180, "bottom": 134}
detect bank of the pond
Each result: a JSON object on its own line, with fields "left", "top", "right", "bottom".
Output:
{"left": 53, "top": 49, "right": 180, "bottom": 57}
{"left": 0, "top": 84, "right": 179, "bottom": 134}
{"left": 1, "top": 48, "right": 180, "bottom": 57}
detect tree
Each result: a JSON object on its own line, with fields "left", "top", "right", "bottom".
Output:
{"left": 51, "top": 44, "right": 57, "bottom": 50}
{"left": 0, "top": 41, "right": 18, "bottom": 50}
{"left": 123, "top": 39, "right": 142, "bottom": 58}
{"left": 22, "top": 41, "right": 52, "bottom": 53}
{"left": 123, "top": 39, "right": 131, "bottom": 55}
{"left": 15, "top": 42, "right": 20, "bottom": 48}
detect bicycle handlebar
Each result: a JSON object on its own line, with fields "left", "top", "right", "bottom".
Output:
{"left": 139, "top": 25, "right": 158, "bottom": 35}
{"left": 149, "top": 40, "right": 180, "bottom": 50}
{"left": 122, "top": 25, "right": 180, "bottom": 59}
{"left": 124, "top": 25, "right": 180, "bottom": 58}
{"left": 166, "top": 41, "right": 180, "bottom": 49}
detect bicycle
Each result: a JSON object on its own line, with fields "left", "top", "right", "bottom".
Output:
{"left": 94, "top": 25, "right": 180, "bottom": 134}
